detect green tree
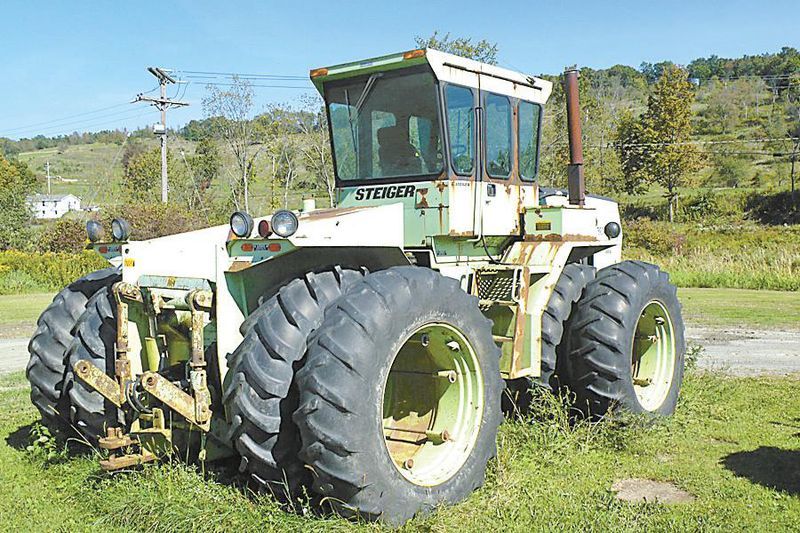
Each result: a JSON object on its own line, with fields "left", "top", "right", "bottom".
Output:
{"left": 712, "top": 153, "right": 749, "bottom": 187}
{"left": 203, "top": 77, "right": 266, "bottom": 211}
{"left": 0, "top": 155, "right": 36, "bottom": 250}
{"left": 616, "top": 65, "right": 702, "bottom": 221}
{"left": 414, "top": 32, "right": 498, "bottom": 65}
{"left": 613, "top": 111, "right": 650, "bottom": 194}
{"left": 122, "top": 147, "right": 188, "bottom": 205}
{"left": 297, "top": 95, "right": 336, "bottom": 207}
{"left": 188, "top": 137, "right": 221, "bottom": 193}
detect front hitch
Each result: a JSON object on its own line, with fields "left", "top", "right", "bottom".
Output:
{"left": 72, "top": 283, "right": 215, "bottom": 469}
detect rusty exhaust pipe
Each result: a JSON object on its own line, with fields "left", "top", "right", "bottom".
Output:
{"left": 564, "top": 68, "right": 585, "bottom": 206}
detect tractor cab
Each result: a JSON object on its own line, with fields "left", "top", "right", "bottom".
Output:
{"left": 311, "top": 48, "right": 553, "bottom": 244}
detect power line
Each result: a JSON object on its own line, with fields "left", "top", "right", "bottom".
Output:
{"left": 8, "top": 107, "right": 158, "bottom": 137}
{"left": 578, "top": 136, "right": 800, "bottom": 149}
{"left": 180, "top": 69, "right": 306, "bottom": 80}
{"left": 19, "top": 109, "right": 158, "bottom": 137}
{"left": 133, "top": 67, "right": 190, "bottom": 203}
{"left": 1, "top": 102, "right": 131, "bottom": 135}
{"left": 197, "top": 81, "right": 312, "bottom": 89}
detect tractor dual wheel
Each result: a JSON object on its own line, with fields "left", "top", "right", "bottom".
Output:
{"left": 26, "top": 267, "right": 120, "bottom": 434}
{"left": 293, "top": 266, "right": 503, "bottom": 525}
{"left": 222, "top": 266, "right": 364, "bottom": 497}
{"left": 567, "top": 261, "right": 685, "bottom": 417}
{"left": 63, "top": 285, "right": 123, "bottom": 444}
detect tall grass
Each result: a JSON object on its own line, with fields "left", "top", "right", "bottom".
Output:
{"left": 628, "top": 247, "right": 800, "bottom": 291}
{"left": 624, "top": 221, "right": 800, "bottom": 291}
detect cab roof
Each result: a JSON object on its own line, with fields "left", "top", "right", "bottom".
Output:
{"left": 310, "top": 48, "right": 553, "bottom": 105}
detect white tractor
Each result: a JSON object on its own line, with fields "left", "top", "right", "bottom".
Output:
{"left": 26, "top": 48, "right": 685, "bottom": 525}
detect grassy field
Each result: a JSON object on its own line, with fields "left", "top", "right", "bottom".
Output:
{"left": 2, "top": 288, "right": 798, "bottom": 340}
{"left": 1, "top": 370, "right": 798, "bottom": 530}
{"left": 0, "top": 293, "right": 53, "bottom": 338}
{"left": 678, "top": 288, "right": 800, "bottom": 330}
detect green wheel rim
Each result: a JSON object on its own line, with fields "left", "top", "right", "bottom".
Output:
{"left": 631, "top": 300, "right": 677, "bottom": 411}
{"left": 381, "top": 323, "right": 484, "bottom": 487}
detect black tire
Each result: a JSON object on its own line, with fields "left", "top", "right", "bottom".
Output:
{"left": 222, "top": 266, "right": 364, "bottom": 497}
{"left": 502, "top": 263, "right": 594, "bottom": 416}
{"left": 541, "top": 263, "right": 596, "bottom": 388}
{"left": 567, "top": 261, "right": 685, "bottom": 417}
{"left": 293, "top": 267, "right": 503, "bottom": 525}
{"left": 63, "top": 285, "right": 122, "bottom": 444}
{"left": 26, "top": 268, "right": 120, "bottom": 432}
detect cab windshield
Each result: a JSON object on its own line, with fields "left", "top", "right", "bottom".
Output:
{"left": 326, "top": 68, "right": 443, "bottom": 182}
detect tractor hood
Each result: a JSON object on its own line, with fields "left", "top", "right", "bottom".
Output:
{"left": 117, "top": 203, "right": 405, "bottom": 286}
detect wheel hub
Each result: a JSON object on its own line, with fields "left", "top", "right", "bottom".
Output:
{"left": 382, "top": 323, "right": 484, "bottom": 487}
{"left": 632, "top": 300, "right": 676, "bottom": 411}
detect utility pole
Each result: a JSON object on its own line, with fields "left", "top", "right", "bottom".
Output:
{"left": 133, "top": 67, "right": 188, "bottom": 203}
{"left": 45, "top": 161, "right": 51, "bottom": 194}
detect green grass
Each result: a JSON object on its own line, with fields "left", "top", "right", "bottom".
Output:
{"left": 1, "top": 370, "right": 799, "bottom": 530}
{"left": 0, "top": 293, "right": 53, "bottom": 326}
{"left": 679, "top": 287, "right": 800, "bottom": 330}
{"left": 0, "top": 292, "right": 53, "bottom": 338}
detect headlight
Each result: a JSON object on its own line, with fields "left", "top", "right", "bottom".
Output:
{"left": 604, "top": 221, "right": 621, "bottom": 239}
{"left": 230, "top": 211, "right": 254, "bottom": 238}
{"left": 270, "top": 210, "right": 298, "bottom": 238}
{"left": 111, "top": 218, "right": 131, "bottom": 241}
{"left": 86, "top": 220, "right": 103, "bottom": 243}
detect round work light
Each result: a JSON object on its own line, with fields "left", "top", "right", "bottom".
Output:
{"left": 111, "top": 218, "right": 131, "bottom": 241}
{"left": 270, "top": 210, "right": 299, "bottom": 238}
{"left": 604, "top": 221, "right": 621, "bottom": 239}
{"left": 230, "top": 211, "right": 254, "bottom": 238}
{"left": 86, "top": 220, "right": 103, "bottom": 243}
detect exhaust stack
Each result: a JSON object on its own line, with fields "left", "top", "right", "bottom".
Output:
{"left": 564, "top": 68, "right": 585, "bottom": 206}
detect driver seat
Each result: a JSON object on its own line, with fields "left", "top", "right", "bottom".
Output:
{"left": 377, "top": 125, "right": 422, "bottom": 176}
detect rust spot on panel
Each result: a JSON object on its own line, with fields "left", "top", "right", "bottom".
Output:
{"left": 510, "top": 267, "right": 531, "bottom": 378}
{"left": 524, "top": 233, "right": 597, "bottom": 242}
{"left": 415, "top": 188, "right": 429, "bottom": 209}
{"left": 438, "top": 204, "right": 445, "bottom": 232}
{"left": 301, "top": 206, "right": 364, "bottom": 220}
{"left": 228, "top": 260, "right": 252, "bottom": 272}
{"left": 435, "top": 180, "right": 447, "bottom": 193}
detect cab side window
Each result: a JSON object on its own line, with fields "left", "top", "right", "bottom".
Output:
{"left": 445, "top": 85, "right": 474, "bottom": 175}
{"left": 485, "top": 93, "right": 512, "bottom": 178}
{"left": 519, "top": 101, "right": 541, "bottom": 181}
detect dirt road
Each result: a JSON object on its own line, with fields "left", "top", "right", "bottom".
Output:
{"left": 1, "top": 327, "right": 798, "bottom": 376}
{"left": 687, "top": 327, "right": 800, "bottom": 376}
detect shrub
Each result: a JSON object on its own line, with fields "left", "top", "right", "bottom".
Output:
{"left": 623, "top": 218, "right": 686, "bottom": 255}
{"left": 745, "top": 191, "right": 800, "bottom": 225}
{"left": 0, "top": 250, "right": 108, "bottom": 294}
{"left": 37, "top": 217, "right": 88, "bottom": 254}
{"left": 100, "top": 202, "right": 210, "bottom": 241}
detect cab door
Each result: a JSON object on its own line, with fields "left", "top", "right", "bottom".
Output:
{"left": 442, "top": 83, "right": 478, "bottom": 236}
{"left": 478, "top": 91, "right": 520, "bottom": 236}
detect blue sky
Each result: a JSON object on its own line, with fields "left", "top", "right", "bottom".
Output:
{"left": 3, "top": 0, "right": 798, "bottom": 139}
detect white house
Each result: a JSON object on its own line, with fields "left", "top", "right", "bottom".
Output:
{"left": 26, "top": 193, "right": 82, "bottom": 219}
